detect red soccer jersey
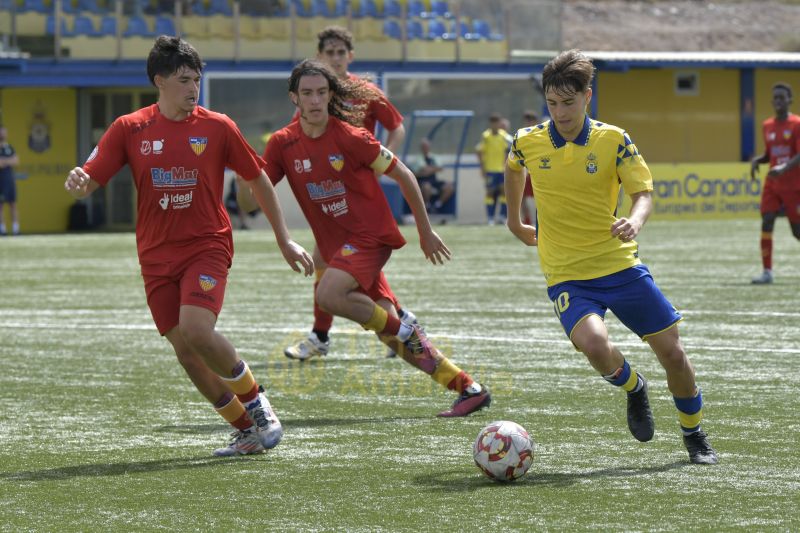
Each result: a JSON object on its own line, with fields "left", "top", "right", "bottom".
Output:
{"left": 83, "top": 104, "right": 265, "bottom": 265}
{"left": 291, "top": 73, "right": 403, "bottom": 135}
{"left": 263, "top": 117, "right": 405, "bottom": 263}
{"left": 763, "top": 113, "right": 800, "bottom": 188}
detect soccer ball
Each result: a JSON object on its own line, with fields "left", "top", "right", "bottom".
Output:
{"left": 473, "top": 421, "right": 534, "bottom": 481}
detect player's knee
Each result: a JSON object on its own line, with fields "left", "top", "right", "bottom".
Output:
{"left": 578, "top": 335, "right": 614, "bottom": 363}
{"left": 657, "top": 343, "right": 689, "bottom": 372}
{"left": 178, "top": 320, "right": 214, "bottom": 352}
{"left": 315, "top": 284, "right": 338, "bottom": 315}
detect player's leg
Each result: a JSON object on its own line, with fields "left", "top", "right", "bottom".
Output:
{"left": 754, "top": 182, "right": 780, "bottom": 283}
{"left": 786, "top": 189, "right": 800, "bottom": 242}
{"left": 177, "top": 256, "right": 282, "bottom": 453}
{"left": 0, "top": 200, "right": 6, "bottom": 235}
{"left": 497, "top": 182, "right": 508, "bottom": 223}
{"left": 551, "top": 281, "right": 653, "bottom": 442}
{"left": 9, "top": 201, "right": 18, "bottom": 235}
{"left": 485, "top": 182, "right": 497, "bottom": 224}
{"left": 436, "top": 181, "right": 455, "bottom": 212}
{"left": 284, "top": 244, "right": 334, "bottom": 360}
{"left": 646, "top": 326, "right": 717, "bottom": 464}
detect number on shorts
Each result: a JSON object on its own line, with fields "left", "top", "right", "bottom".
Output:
{"left": 553, "top": 291, "right": 570, "bottom": 318}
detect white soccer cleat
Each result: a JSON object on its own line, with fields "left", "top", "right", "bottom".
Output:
{"left": 213, "top": 429, "right": 265, "bottom": 456}
{"left": 246, "top": 390, "right": 283, "bottom": 450}
{"left": 386, "top": 309, "right": 419, "bottom": 358}
{"left": 284, "top": 332, "right": 329, "bottom": 360}
{"left": 751, "top": 269, "right": 773, "bottom": 285}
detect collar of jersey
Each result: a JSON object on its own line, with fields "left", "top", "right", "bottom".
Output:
{"left": 548, "top": 115, "right": 591, "bottom": 148}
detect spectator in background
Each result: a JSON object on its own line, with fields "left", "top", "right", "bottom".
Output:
{"left": 475, "top": 113, "right": 513, "bottom": 225}
{"left": 414, "top": 138, "right": 454, "bottom": 215}
{"left": 520, "top": 109, "right": 540, "bottom": 225}
{"left": 0, "top": 125, "right": 20, "bottom": 236}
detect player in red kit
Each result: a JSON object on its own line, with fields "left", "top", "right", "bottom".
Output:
{"left": 750, "top": 82, "right": 800, "bottom": 284}
{"left": 263, "top": 60, "right": 491, "bottom": 417}
{"left": 64, "top": 37, "right": 313, "bottom": 456}
{"left": 282, "top": 26, "right": 414, "bottom": 361}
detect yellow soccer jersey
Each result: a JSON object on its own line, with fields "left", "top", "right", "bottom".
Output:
{"left": 476, "top": 128, "right": 514, "bottom": 173}
{"left": 507, "top": 116, "right": 653, "bottom": 286}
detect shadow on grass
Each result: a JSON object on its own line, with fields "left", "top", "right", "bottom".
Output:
{"left": 155, "top": 415, "right": 431, "bottom": 434}
{"left": 413, "top": 461, "right": 690, "bottom": 492}
{"left": 1, "top": 455, "right": 264, "bottom": 482}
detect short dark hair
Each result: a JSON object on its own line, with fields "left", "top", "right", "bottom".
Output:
{"left": 773, "top": 82, "right": 793, "bottom": 99}
{"left": 489, "top": 113, "right": 502, "bottom": 122}
{"left": 523, "top": 110, "right": 539, "bottom": 121}
{"left": 146, "top": 36, "right": 204, "bottom": 86}
{"left": 542, "top": 49, "right": 595, "bottom": 97}
{"left": 317, "top": 26, "right": 354, "bottom": 52}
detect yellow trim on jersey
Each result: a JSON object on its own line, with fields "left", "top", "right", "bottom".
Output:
{"left": 508, "top": 117, "right": 654, "bottom": 286}
{"left": 370, "top": 146, "right": 395, "bottom": 174}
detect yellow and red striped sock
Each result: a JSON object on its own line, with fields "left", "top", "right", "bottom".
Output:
{"left": 214, "top": 392, "right": 253, "bottom": 431}
{"left": 223, "top": 361, "right": 259, "bottom": 406}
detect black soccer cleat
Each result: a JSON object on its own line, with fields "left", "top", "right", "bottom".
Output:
{"left": 626, "top": 373, "right": 655, "bottom": 442}
{"left": 683, "top": 430, "right": 718, "bottom": 465}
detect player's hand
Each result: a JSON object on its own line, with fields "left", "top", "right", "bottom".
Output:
{"left": 611, "top": 217, "right": 642, "bottom": 242}
{"left": 280, "top": 240, "right": 314, "bottom": 276}
{"left": 420, "top": 230, "right": 451, "bottom": 265}
{"left": 509, "top": 223, "right": 538, "bottom": 246}
{"left": 64, "top": 167, "right": 91, "bottom": 197}
{"left": 750, "top": 159, "right": 760, "bottom": 180}
{"left": 767, "top": 163, "right": 786, "bottom": 178}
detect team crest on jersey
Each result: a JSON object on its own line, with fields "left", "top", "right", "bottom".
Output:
{"left": 539, "top": 157, "right": 551, "bottom": 169}
{"left": 189, "top": 137, "right": 207, "bottom": 156}
{"left": 784, "top": 129, "right": 793, "bottom": 141}
{"left": 198, "top": 274, "right": 217, "bottom": 292}
{"left": 585, "top": 152, "right": 598, "bottom": 174}
{"left": 329, "top": 154, "right": 344, "bottom": 171}
{"left": 341, "top": 244, "right": 358, "bottom": 256}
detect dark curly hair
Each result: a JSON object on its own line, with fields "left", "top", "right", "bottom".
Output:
{"left": 288, "top": 59, "right": 380, "bottom": 127}
{"left": 146, "top": 36, "right": 204, "bottom": 86}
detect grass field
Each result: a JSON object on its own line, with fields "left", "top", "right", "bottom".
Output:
{"left": 1, "top": 219, "right": 799, "bottom": 531}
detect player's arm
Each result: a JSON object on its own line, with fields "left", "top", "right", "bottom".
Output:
{"left": 611, "top": 190, "right": 652, "bottom": 243}
{"left": 377, "top": 148, "right": 451, "bottom": 265}
{"left": 505, "top": 160, "right": 537, "bottom": 246}
{"left": 384, "top": 123, "right": 406, "bottom": 154}
{"left": 0, "top": 151, "right": 19, "bottom": 168}
{"left": 750, "top": 152, "right": 769, "bottom": 179}
{"left": 245, "top": 170, "right": 313, "bottom": 276}
{"left": 64, "top": 167, "right": 101, "bottom": 199}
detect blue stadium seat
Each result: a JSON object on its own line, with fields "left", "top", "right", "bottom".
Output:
{"left": 154, "top": 16, "right": 176, "bottom": 36}
{"left": 426, "top": 19, "right": 447, "bottom": 40}
{"left": 384, "top": 0, "right": 401, "bottom": 18}
{"left": 98, "top": 15, "right": 117, "bottom": 35}
{"left": 472, "top": 19, "right": 504, "bottom": 41}
{"left": 209, "top": 0, "right": 233, "bottom": 15}
{"left": 313, "top": 0, "right": 345, "bottom": 16}
{"left": 124, "top": 15, "right": 155, "bottom": 37}
{"left": 431, "top": 0, "right": 450, "bottom": 18}
{"left": 22, "top": 0, "right": 49, "bottom": 13}
{"left": 61, "top": 1, "right": 80, "bottom": 14}
{"left": 406, "top": 19, "right": 423, "bottom": 40}
{"left": 345, "top": 0, "right": 364, "bottom": 18}
{"left": 458, "top": 20, "right": 481, "bottom": 41}
{"left": 408, "top": 0, "right": 424, "bottom": 18}
{"left": 363, "top": 0, "right": 383, "bottom": 18}
{"left": 46, "top": 15, "right": 73, "bottom": 36}
{"left": 73, "top": 15, "right": 101, "bottom": 36}
{"left": 382, "top": 19, "right": 401, "bottom": 40}
{"left": 78, "top": 0, "right": 106, "bottom": 13}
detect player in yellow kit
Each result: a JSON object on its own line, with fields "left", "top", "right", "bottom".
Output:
{"left": 475, "top": 113, "right": 513, "bottom": 224}
{"left": 504, "top": 49, "right": 717, "bottom": 464}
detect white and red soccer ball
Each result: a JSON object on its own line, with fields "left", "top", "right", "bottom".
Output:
{"left": 473, "top": 421, "right": 534, "bottom": 481}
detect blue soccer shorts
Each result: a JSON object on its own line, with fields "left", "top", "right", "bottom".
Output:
{"left": 546, "top": 264, "right": 682, "bottom": 342}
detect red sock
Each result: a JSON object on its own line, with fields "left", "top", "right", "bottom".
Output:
{"left": 312, "top": 279, "right": 334, "bottom": 332}
{"left": 760, "top": 232, "right": 773, "bottom": 270}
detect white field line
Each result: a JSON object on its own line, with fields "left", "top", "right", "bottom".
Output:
{"left": 4, "top": 320, "right": 799, "bottom": 355}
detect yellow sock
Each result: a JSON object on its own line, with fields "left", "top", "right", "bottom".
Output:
{"left": 431, "top": 358, "right": 462, "bottom": 388}
{"left": 362, "top": 304, "right": 389, "bottom": 334}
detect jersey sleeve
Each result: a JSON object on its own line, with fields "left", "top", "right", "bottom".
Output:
{"left": 262, "top": 133, "right": 285, "bottom": 186}
{"left": 794, "top": 121, "right": 800, "bottom": 154}
{"left": 506, "top": 131, "right": 525, "bottom": 172}
{"left": 616, "top": 131, "right": 653, "bottom": 194}
{"left": 349, "top": 126, "right": 384, "bottom": 168}
{"left": 368, "top": 93, "right": 404, "bottom": 131}
{"left": 222, "top": 115, "right": 265, "bottom": 181}
{"left": 82, "top": 118, "right": 128, "bottom": 187}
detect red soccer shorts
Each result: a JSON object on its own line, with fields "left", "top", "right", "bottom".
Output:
{"left": 327, "top": 241, "right": 399, "bottom": 307}
{"left": 142, "top": 250, "right": 231, "bottom": 335}
{"left": 761, "top": 179, "right": 800, "bottom": 223}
